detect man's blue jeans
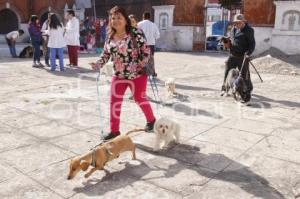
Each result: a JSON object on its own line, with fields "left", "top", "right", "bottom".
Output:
{"left": 9, "top": 45, "right": 17, "bottom": 57}
{"left": 6, "top": 38, "right": 17, "bottom": 57}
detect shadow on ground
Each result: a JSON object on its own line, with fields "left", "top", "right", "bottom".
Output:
{"left": 72, "top": 143, "right": 284, "bottom": 199}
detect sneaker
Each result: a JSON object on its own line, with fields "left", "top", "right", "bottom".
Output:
{"left": 38, "top": 62, "right": 45, "bottom": 68}
{"left": 32, "top": 63, "right": 39, "bottom": 68}
{"left": 45, "top": 63, "right": 50, "bottom": 67}
{"left": 145, "top": 119, "right": 156, "bottom": 132}
{"left": 220, "top": 85, "right": 226, "bottom": 96}
{"left": 242, "top": 92, "right": 251, "bottom": 103}
{"left": 101, "top": 131, "right": 120, "bottom": 141}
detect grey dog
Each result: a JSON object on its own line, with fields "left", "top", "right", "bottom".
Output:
{"left": 224, "top": 68, "right": 240, "bottom": 100}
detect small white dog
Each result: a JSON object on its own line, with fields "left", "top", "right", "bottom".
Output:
{"left": 165, "top": 78, "right": 176, "bottom": 98}
{"left": 153, "top": 117, "right": 180, "bottom": 151}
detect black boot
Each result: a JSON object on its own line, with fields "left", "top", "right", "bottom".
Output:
{"left": 101, "top": 131, "right": 120, "bottom": 141}
{"left": 145, "top": 119, "right": 156, "bottom": 132}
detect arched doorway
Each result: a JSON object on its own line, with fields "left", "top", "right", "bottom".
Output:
{"left": 0, "top": 9, "right": 18, "bottom": 34}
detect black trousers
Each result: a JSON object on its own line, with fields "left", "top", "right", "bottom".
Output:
{"left": 223, "top": 55, "right": 253, "bottom": 92}
{"left": 148, "top": 45, "right": 155, "bottom": 56}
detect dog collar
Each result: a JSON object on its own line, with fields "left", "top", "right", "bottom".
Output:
{"left": 91, "top": 147, "right": 112, "bottom": 167}
{"left": 103, "top": 147, "right": 113, "bottom": 165}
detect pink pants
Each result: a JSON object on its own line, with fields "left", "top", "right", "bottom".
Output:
{"left": 110, "top": 75, "right": 155, "bottom": 133}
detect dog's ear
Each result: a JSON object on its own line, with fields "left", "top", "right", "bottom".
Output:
{"left": 154, "top": 121, "right": 160, "bottom": 133}
{"left": 80, "top": 160, "right": 90, "bottom": 171}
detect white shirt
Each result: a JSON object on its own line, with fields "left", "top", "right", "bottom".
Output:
{"left": 41, "top": 20, "right": 49, "bottom": 32}
{"left": 47, "top": 26, "right": 66, "bottom": 48}
{"left": 64, "top": 17, "right": 80, "bottom": 46}
{"left": 138, "top": 20, "right": 160, "bottom": 46}
{"left": 6, "top": 31, "right": 19, "bottom": 40}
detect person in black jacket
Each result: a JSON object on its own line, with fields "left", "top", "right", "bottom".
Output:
{"left": 221, "top": 14, "right": 255, "bottom": 103}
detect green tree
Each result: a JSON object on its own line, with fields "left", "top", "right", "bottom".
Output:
{"left": 218, "top": 0, "right": 242, "bottom": 10}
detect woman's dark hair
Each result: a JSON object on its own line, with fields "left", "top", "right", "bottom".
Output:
{"left": 67, "top": 9, "right": 75, "bottom": 17}
{"left": 143, "top": 12, "right": 151, "bottom": 20}
{"left": 30, "top": 15, "right": 38, "bottom": 23}
{"left": 107, "top": 6, "right": 132, "bottom": 39}
{"left": 49, "top": 14, "right": 62, "bottom": 29}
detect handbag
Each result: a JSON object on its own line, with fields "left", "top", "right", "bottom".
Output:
{"left": 131, "top": 31, "right": 156, "bottom": 76}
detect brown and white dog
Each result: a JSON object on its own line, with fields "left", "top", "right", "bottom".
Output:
{"left": 67, "top": 129, "right": 143, "bottom": 180}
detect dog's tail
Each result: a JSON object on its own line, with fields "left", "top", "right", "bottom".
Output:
{"left": 126, "top": 128, "right": 145, "bottom": 136}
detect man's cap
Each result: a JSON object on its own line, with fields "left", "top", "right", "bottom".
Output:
{"left": 233, "top": 14, "right": 246, "bottom": 22}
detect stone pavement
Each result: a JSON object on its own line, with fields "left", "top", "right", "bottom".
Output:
{"left": 0, "top": 52, "right": 299, "bottom": 199}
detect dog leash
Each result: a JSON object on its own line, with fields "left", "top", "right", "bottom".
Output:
{"left": 249, "top": 59, "right": 263, "bottom": 82}
{"left": 240, "top": 54, "right": 263, "bottom": 83}
{"left": 96, "top": 68, "right": 106, "bottom": 139}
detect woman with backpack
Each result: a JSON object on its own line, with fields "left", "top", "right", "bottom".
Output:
{"left": 90, "top": 6, "right": 156, "bottom": 141}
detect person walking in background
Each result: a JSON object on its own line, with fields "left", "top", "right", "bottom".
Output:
{"left": 138, "top": 12, "right": 160, "bottom": 76}
{"left": 64, "top": 9, "right": 80, "bottom": 68}
{"left": 28, "top": 15, "right": 43, "bottom": 68}
{"left": 99, "top": 18, "right": 107, "bottom": 44}
{"left": 90, "top": 6, "right": 156, "bottom": 141}
{"left": 129, "top": 14, "right": 138, "bottom": 28}
{"left": 5, "top": 29, "right": 24, "bottom": 58}
{"left": 46, "top": 14, "right": 66, "bottom": 72}
{"left": 41, "top": 12, "right": 51, "bottom": 67}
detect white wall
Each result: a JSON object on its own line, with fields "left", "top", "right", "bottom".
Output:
{"left": 153, "top": 5, "right": 199, "bottom": 51}
{"left": 272, "top": 0, "right": 300, "bottom": 55}
{"left": 156, "top": 26, "right": 194, "bottom": 51}
{"left": 252, "top": 27, "right": 273, "bottom": 56}
{"left": 271, "top": 34, "right": 300, "bottom": 55}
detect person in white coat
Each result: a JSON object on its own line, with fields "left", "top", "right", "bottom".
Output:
{"left": 138, "top": 12, "right": 160, "bottom": 76}
{"left": 47, "top": 14, "right": 66, "bottom": 71}
{"left": 138, "top": 12, "right": 160, "bottom": 55}
{"left": 64, "top": 9, "right": 80, "bottom": 67}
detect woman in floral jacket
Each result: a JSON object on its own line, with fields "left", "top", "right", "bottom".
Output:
{"left": 90, "top": 6, "right": 156, "bottom": 141}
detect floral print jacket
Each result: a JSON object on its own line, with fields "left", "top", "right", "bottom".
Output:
{"left": 95, "top": 28, "right": 151, "bottom": 79}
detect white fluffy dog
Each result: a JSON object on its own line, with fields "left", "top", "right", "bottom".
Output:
{"left": 153, "top": 117, "right": 180, "bottom": 151}
{"left": 165, "top": 78, "right": 176, "bottom": 98}
{"left": 102, "top": 61, "right": 114, "bottom": 76}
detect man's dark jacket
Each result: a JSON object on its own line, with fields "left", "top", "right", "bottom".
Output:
{"left": 230, "top": 23, "right": 255, "bottom": 57}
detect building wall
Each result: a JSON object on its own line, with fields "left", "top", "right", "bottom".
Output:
{"left": 243, "top": 0, "right": 275, "bottom": 26}
{"left": 92, "top": 0, "right": 204, "bottom": 25}
{"left": 252, "top": 27, "right": 273, "bottom": 55}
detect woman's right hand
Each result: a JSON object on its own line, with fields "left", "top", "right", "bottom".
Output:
{"left": 89, "top": 62, "right": 99, "bottom": 71}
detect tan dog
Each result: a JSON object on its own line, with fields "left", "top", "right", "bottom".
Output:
{"left": 165, "top": 78, "right": 176, "bottom": 98}
{"left": 67, "top": 129, "right": 143, "bottom": 180}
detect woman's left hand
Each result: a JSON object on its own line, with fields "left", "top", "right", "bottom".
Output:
{"left": 89, "top": 62, "right": 99, "bottom": 71}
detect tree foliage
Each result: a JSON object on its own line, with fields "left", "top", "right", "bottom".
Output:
{"left": 218, "top": 0, "right": 242, "bottom": 10}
